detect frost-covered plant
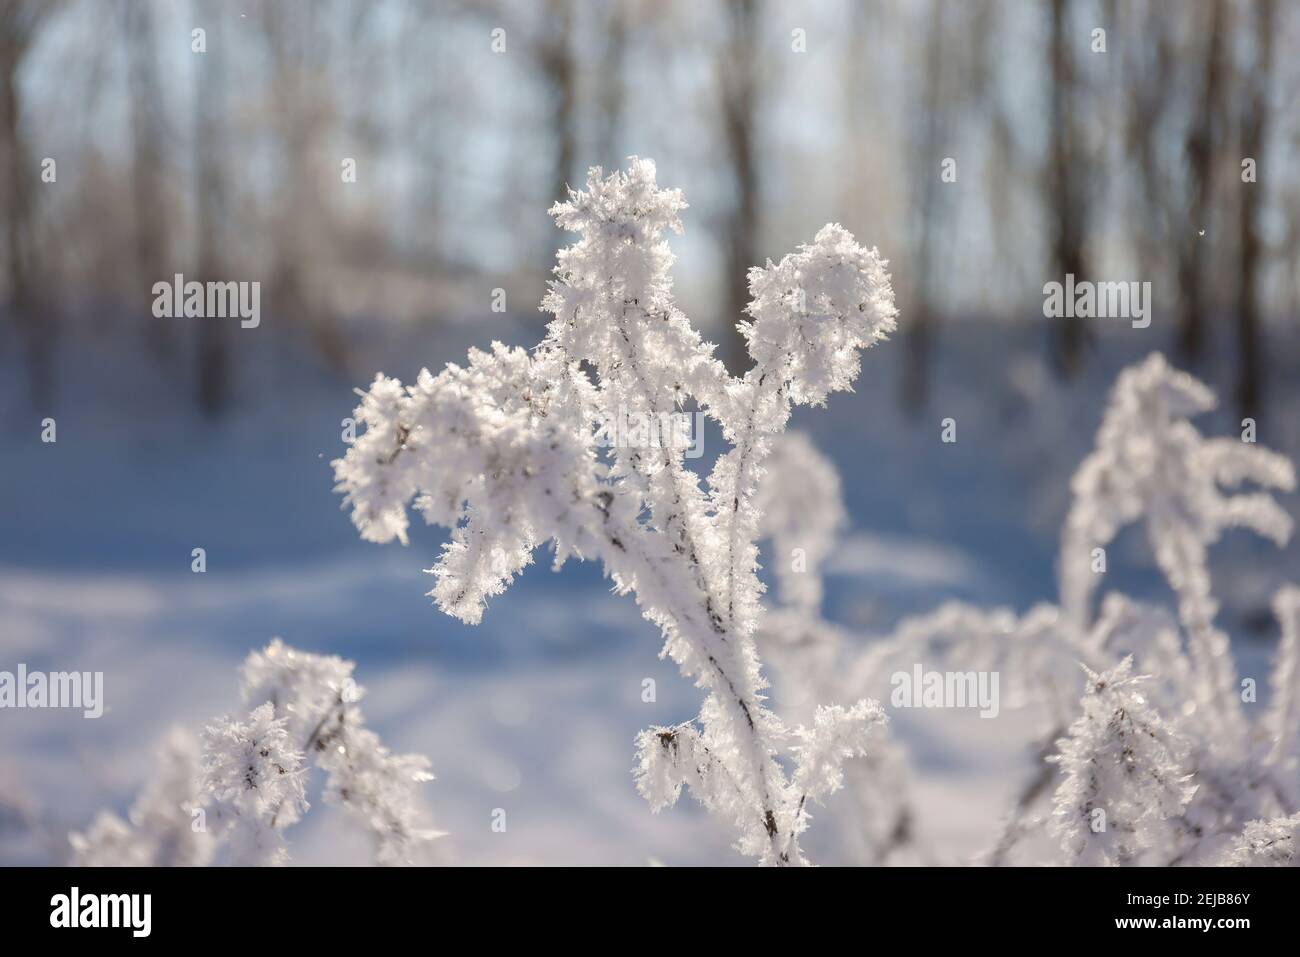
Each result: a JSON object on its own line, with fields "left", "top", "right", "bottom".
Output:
{"left": 1264, "top": 586, "right": 1300, "bottom": 803}
{"left": 1220, "top": 811, "right": 1300, "bottom": 866}
{"left": 70, "top": 728, "right": 213, "bottom": 867}
{"left": 754, "top": 354, "right": 1299, "bottom": 867}
{"left": 333, "top": 158, "right": 897, "bottom": 865}
{"left": 753, "top": 432, "right": 1096, "bottom": 863}
{"left": 1048, "top": 657, "right": 1196, "bottom": 865}
{"left": 910, "top": 356, "right": 1295, "bottom": 865}
{"left": 1060, "top": 353, "right": 1294, "bottom": 736}
{"left": 69, "top": 812, "right": 158, "bottom": 868}
{"left": 238, "top": 640, "right": 440, "bottom": 865}
{"left": 1051, "top": 356, "right": 1296, "bottom": 864}
{"left": 202, "top": 702, "right": 308, "bottom": 866}
{"left": 753, "top": 431, "right": 846, "bottom": 616}
{"left": 70, "top": 640, "right": 438, "bottom": 867}
{"left": 753, "top": 433, "right": 923, "bottom": 864}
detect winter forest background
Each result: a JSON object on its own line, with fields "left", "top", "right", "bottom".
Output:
{"left": 3, "top": 0, "right": 1300, "bottom": 866}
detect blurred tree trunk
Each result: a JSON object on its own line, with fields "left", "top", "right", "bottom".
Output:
{"left": 194, "top": 2, "right": 228, "bottom": 417}
{"left": 123, "top": 0, "right": 172, "bottom": 358}
{"left": 1235, "top": 0, "right": 1275, "bottom": 420}
{"left": 260, "top": 0, "right": 348, "bottom": 371}
{"left": 1124, "top": 2, "right": 1174, "bottom": 287}
{"left": 1176, "top": 0, "right": 1226, "bottom": 362}
{"left": 595, "top": 0, "right": 627, "bottom": 170}
{"left": 0, "top": 2, "right": 53, "bottom": 407}
{"left": 717, "top": 0, "right": 760, "bottom": 374}
{"left": 902, "top": 0, "right": 947, "bottom": 412}
{"left": 840, "top": 0, "right": 875, "bottom": 220}
{"left": 540, "top": 0, "right": 577, "bottom": 208}
{"left": 1047, "top": 0, "right": 1091, "bottom": 378}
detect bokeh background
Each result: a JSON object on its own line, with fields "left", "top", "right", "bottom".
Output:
{"left": 2, "top": 0, "right": 1298, "bottom": 865}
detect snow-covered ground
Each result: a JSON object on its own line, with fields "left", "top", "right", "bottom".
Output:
{"left": 2, "top": 314, "right": 1297, "bottom": 865}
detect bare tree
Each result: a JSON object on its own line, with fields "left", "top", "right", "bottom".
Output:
{"left": 897, "top": 0, "right": 1014, "bottom": 409}
{"left": 715, "top": 0, "right": 762, "bottom": 373}
{"left": 258, "top": 0, "right": 349, "bottom": 370}
{"left": 538, "top": 0, "right": 578, "bottom": 215}
{"left": 467, "top": 0, "right": 580, "bottom": 270}
{"left": 1235, "top": 0, "right": 1276, "bottom": 419}
{"left": 122, "top": 0, "right": 172, "bottom": 357}
{"left": 0, "top": 0, "right": 56, "bottom": 406}
{"left": 1175, "top": 0, "right": 1229, "bottom": 362}
{"left": 1046, "top": 0, "right": 1092, "bottom": 378}
{"left": 902, "top": 0, "right": 948, "bottom": 411}
{"left": 193, "top": 1, "right": 229, "bottom": 416}
{"left": 593, "top": 0, "right": 628, "bottom": 170}
{"left": 1121, "top": 0, "right": 1176, "bottom": 287}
